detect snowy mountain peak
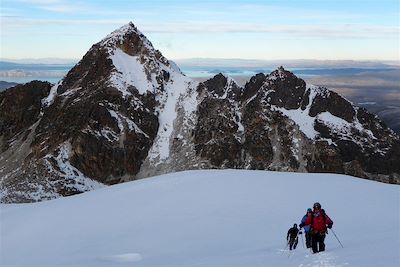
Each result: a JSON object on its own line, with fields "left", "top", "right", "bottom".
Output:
{"left": 104, "top": 21, "right": 138, "bottom": 38}
{"left": 100, "top": 22, "right": 154, "bottom": 56}
{"left": 98, "top": 22, "right": 188, "bottom": 97}
{"left": 268, "top": 66, "right": 296, "bottom": 81}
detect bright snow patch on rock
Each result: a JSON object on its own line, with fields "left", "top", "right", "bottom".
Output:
{"left": 42, "top": 80, "right": 62, "bottom": 107}
{"left": 316, "top": 111, "right": 376, "bottom": 140}
{"left": 147, "top": 68, "right": 198, "bottom": 164}
{"left": 273, "top": 84, "right": 376, "bottom": 144}
{"left": 44, "top": 143, "right": 105, "bottom": 192}
{"left": 109, "top": 48, "right": 157, "bottom": 96}
{"left": 273, "top": 85, "right": 319, "bottom": 139}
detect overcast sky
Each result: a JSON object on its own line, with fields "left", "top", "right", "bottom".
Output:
{"left": 1, "top": 0, "right": 399, "bottom": 60}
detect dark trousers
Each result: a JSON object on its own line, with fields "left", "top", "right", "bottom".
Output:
{"left": 311, "top": 232, "right": 326, "bottom": 253}
{"left": 305, "top": 232, "right": 312, "bottom": 248}
{"left": 288, "top": 237, "right": 298, "bottom": 250}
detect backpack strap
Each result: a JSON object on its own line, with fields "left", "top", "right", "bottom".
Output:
{"left": 321, "top": 209, "right": 329, "bottom": 234}
{"left": 310, "top": 213, "right": 314, "bottom": 231}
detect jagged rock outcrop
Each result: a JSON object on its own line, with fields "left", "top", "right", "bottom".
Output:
{"left": 1, "top": 23, "right": 399, "bottom": 203}
{"left": 192, "top": 67, "right": 400, "bottom": 183}
{"left": 193, "top": 74, "right": 243, "bottom": 168}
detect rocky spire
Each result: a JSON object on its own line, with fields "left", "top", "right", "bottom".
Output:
{"left": 100, "top": 22, "right": 155, "bottom": 57}
{"left": 268, "top": 66, "right": 298, "bottom": 81}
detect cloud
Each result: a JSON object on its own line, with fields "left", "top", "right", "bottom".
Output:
{"left": 1, "top": 18, "right": 127, "bottom": 28}
{"left": 4, "top": 1, "right": 398, "bottom": 39}
{"left": 2, "top": 16, "right": 399, "bottom": 39}
{"left": 17, "top": 0, "right": 89, "bottom": 13}
{"left": 141, "top": 22, "right": 399, "bottom": 38}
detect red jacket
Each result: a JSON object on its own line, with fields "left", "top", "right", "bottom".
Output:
{"left": 304, "top": 208, "right": 333, "bottom": 233}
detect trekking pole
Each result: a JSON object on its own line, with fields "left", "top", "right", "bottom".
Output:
{"left": 299, "top": 232, "right": 305, "bottom": 249}
{"left": 287, "top": 239, "right": 294, "bottom": 259}
{"left": 331, "top": 229, "right": 344, "bottom": 248}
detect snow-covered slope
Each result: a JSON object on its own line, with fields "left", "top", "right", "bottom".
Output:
{"left": 1, "top": 170, "right": 398, "bottom": 266}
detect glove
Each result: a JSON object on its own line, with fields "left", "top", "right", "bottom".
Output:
{"left": 327, "top": 224, "right": 332, "bottom": 229}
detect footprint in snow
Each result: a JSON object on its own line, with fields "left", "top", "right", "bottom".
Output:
{"left": 103, "top": 253, "right": 143, "bottom": 263}
{"left": 303, "top": 252, "right": 344, "bottom": 267}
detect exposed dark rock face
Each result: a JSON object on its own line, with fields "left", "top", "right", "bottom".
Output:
{"left": 241, "top": 73, "right": 266, "bottom": 101}
{"left": 0, "top": 81, "right": 51, "bottom": 151}
{"left": 194, "top": 105, "right": 241, "bottom": 167}
{"left": 1, "top": 23, "right": 399, "bottom": 203}
{"left": 266, "top": 67, "right": 308, "bottom": 110}
{"left": 241, "top": 98, "right": 275, "bottom": 169}
{"left": 200, "top": 73, "right": 241, "bottom": 99}
{"left": 31, "top": 77, "right": 158, "bottom": 184}
{"left": 194, "top": 77, "right": 242, "bottom": 167}
{"left": 309, "top": 90, "right": 355, "bottom": 122}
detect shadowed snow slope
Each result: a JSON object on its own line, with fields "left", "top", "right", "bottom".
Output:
{"left": 1, "top": 170, "right": 399, "bottom": 266}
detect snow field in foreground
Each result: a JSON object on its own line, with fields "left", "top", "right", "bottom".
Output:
{"left": 1, "top": 170, "right": 399, "bottom": 266}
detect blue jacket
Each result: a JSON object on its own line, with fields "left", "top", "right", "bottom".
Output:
{"left": 301, "top": 215, "right": 311, "bottom": 233}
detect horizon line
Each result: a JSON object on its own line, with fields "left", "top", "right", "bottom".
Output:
{"left": 1, "top": 57, "right": 399, "bottom": 63}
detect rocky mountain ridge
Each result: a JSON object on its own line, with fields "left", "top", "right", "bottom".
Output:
{"left": 1, "top": 22, "right": 399, "bottom": 203}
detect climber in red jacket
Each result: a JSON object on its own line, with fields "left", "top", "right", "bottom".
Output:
{"left": 299, "top": 202, "right": 333, "bottom": 253}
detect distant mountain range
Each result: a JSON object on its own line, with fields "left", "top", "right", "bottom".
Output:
{"left": 0, "top": 81, "right": 18, "bottom": 91}
{"left": 0, "top": 58, "right": 78, "bottom": 65}
{"left": 2, "top": 59, "right": 399, "bottom": 80}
